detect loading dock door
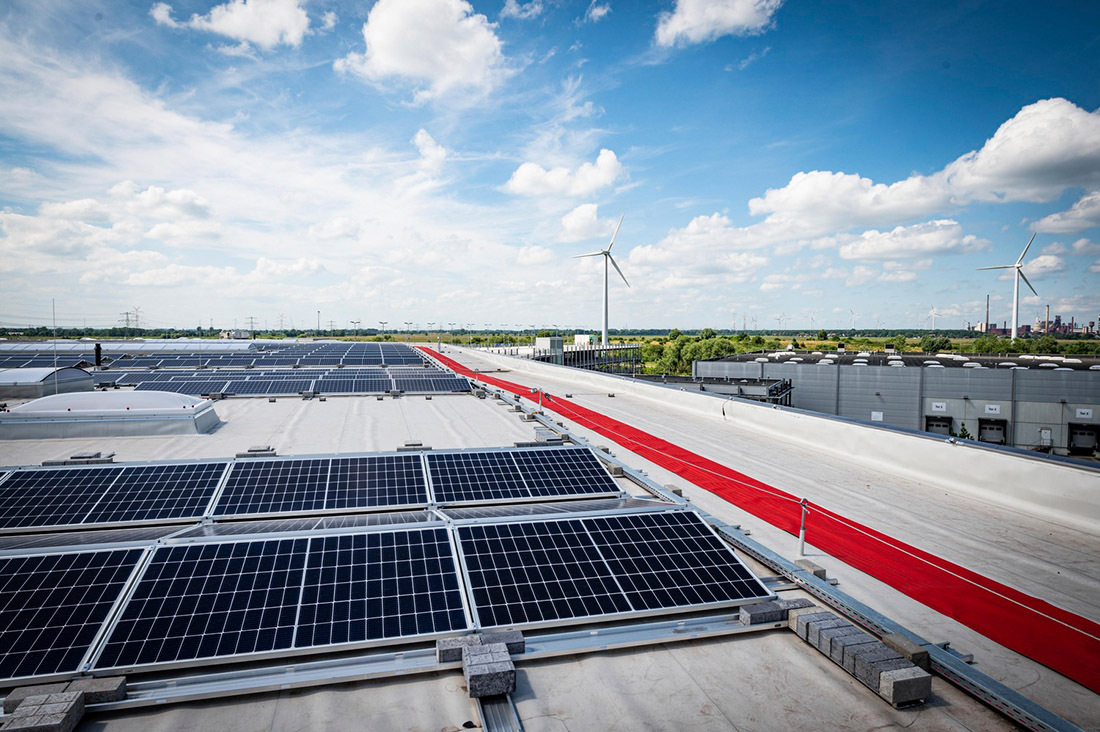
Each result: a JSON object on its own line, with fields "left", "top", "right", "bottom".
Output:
{"left": 925, "top": 416, "right": 952, "bottom": 436}
{"left": 978, "top": 418, "right": 1007, "bottom": 445}
{"left": 1068, "top": 423, "right": 1098, "bottom": 454}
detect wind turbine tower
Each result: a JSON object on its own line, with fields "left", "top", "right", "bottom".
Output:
{"left": 573, "top": 213, "right": 629, "bottom": 347}
{"left": 978, "top": 234, "right": 1038, "bottom": 341}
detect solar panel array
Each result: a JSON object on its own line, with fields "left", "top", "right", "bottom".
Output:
{"left": 0, "top": 447, "right": 616, "bottom": 532}
{"left": 100, "top": 365, "right": 468, "bottom": 396}
{"left": 0, "top": 444, "right": 773, "bottom": 685}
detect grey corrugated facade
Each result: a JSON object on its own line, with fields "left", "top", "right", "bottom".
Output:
{"left": 692, "top": 360, "right": 1100, "bottom": 454}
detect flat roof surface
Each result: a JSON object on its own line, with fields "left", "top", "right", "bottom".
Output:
{"left": 1, "top": 346, "right": 1095, "bottom": 730}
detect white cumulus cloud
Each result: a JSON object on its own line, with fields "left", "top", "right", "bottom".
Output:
{"left": 501, "top": 0, "right": 543, "bottom": 20}
{"left": 837, "top": 220, "right": 990, "bottom": 261}
{"left": 335, "top": 0, "right": 508, "bottom": 103}
{"left": 1033, "top": 189, "right": 1100, "bottom": 234}
{"left": 560, "top": 203, "right": 615, "bottom": 241}
{"left": 505, "top": 149, "right": 624, "bottom": 197}
{"left": 655, "top": 0, "right": 783, "bottom": 48}
{"left": 151, "top": 0, "right": 311, "bottom": 50}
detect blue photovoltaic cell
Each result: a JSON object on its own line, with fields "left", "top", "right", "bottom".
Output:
{"left": 0, "top": 549, "right": 142, "bottom": 681}
{"left": 459, "top": 519, "right": 630, "bottom": 627}
{"left": 295, "top": 529, "right": 467, "bottom": 647}
{"left": 96, "top": 539, "right": 307, "bottom": 668}
{"left": 88, "top": 462, "right": 227, "bottom": 524}
{"left": 511, "top": 447, "right": 619, "bottom": 497}
{"left": 326, "top": 455, "right": 428, "bottom": 509}
{"left": 0, "top": 467, "right": 124, "bottom": 529}
{"left": 457, "top": 511, "right": 771, "bottom": 628}
{"left": 214, "top": 459, "right": 330, "bottom": 516}
{"left": 427, "top": 452, "right": 529, "bottom": 503}
{"left": 428, "top": 448, "right": 617, "bottom": 504}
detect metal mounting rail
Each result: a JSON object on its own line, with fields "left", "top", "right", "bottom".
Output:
{"left": 487, "top": 388, "right": 1085, "bottom": 732}
{"left": 79, "top": 613, "right": 783, "bottom": 712}
{"left": 477, "top": 695, "right": 523, "bottom": 732}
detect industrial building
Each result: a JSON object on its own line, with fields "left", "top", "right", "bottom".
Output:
{"left": 693, "top": 351, "right": 1100, "bottom": 456}
{"left": 0, "top": 341, "right": 1096, "bottom": 731}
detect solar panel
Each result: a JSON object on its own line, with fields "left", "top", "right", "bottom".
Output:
{"left": 428, "top": 451, "right": 530, "bottom": 503}
{"left": 95, "top": 528, "right": 468, "bottom": 671}
{"left": 214, "top": 459, "right": 330, "bottom": 516}
{"left": 295, "top": 529, "right": 467, "bottom": 648}
{"left": 0, "top": 462, "right": 227, "bottom": 531}
{"left": 0, "top": 467, "right": 123, "bottom": 529}
{"left": 511, "top": 447, "right": 620, "bottom": 497}
{"left": 0, "top": 549, "right": 143, "bottom": 682}
{"left": 315, "top": 377, "right": 391, "bottom": 393}
{"left": 459, "top": 519, "right": 630, "bottom": 627}
{"left": 326, "top": 455, "right": 428, "bottom": 509}
{"left": 88, "top": 462, "right": 227, "bottom": 524}
{"left": 95, "top": 539, "right": 307, "bottom": 669}
{"left": 393, "top": 376, "right": 469, "bottom": 392}
{"left": 428, "top": 448, "right": 619, "bottom": 504}
{"left": 223, "top": 378, "right": 313, "bottom": 395}
{"left": 456, "top": 511, "right": 771, "bottom": 629}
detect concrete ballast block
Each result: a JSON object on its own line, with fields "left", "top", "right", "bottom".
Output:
{"left": 479, "top": 630, "right": 525, "bottom": 654}
{"left": 880, "top": 633, "right": 930, "bottom": 671}
{"left": 64, "top": 676, "right": 127, "bottom": 704}
{"left": 818, "top": 625, "right": 865, "bottom": 659}
{"left": 775, "top": 598, "right": 815, "bottom": 613}
{"left": 852, "top": 646, "right": 904, "bottom": 688}
{"left": 3, "top": 692, "right": 84, "bottom": 732}
{"left": 463, "top": 661, "right": 516, "bottom": 698}
{"left": 785, "top": 606, "right": 822, "bottom": 633}
{"left": 807, "top": 617, "right": 851, "bottom": 649}
{"left": 739, "top": 601, "right": 785, "bottom": 625}
{"left": 879, "top": 666, "right": 933, "bottom": 705}
{"left": 794, "top": 558, "right": 827, "bottom": 579}
{"left": 2, "top": 685, "right": 69, "bottom": 714}
{"left": 436, "top": 636, "right": 482, "bottom": 663}
{"left": 794, "top": 610, "right": 837, "bottom": 640}
{"left": 830, "top": 633, "right": 878, "bottom": 666}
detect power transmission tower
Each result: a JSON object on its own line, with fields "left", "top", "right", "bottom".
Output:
{"left": 245, "top": 316, "right": 258, "bottom": 338}
{"left": 277, "top": 313, "right": 286, "bottom": 330}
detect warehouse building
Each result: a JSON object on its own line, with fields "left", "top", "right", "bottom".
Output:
{"left": 693, "top": 352, "right": 1100, "bottom": 456}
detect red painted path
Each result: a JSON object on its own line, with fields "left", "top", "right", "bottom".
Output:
{"left": 425, "top": 347, "right": 1100, "bottom": 693}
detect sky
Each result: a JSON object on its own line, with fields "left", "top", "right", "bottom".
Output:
{"left": 1, "top": 0, "right": 1099, "bottom": 333}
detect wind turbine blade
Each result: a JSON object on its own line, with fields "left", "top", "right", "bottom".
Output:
{"left": 607, "top": 213, "right": 625, "bottom": 251}
{"left": 572, "top": 251, "right": 604, "bottom": 258}
{"left": 1019, "top": 270, "right": 1039, "bottom": 297}
{"left": 976, "top": 265, "right": 1013, "bottom": 271}
{"left": 1016, "top": 233, "right": 1037, "bottom": 265}
{"left": 608, "top": 253, "right": 630, "bottom": 287}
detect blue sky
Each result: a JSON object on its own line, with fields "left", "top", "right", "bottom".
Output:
{"left": 1, "top": 0, "right": 1099, "bottom": 332}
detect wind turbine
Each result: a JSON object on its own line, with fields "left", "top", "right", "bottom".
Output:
{"left": 849, "top": 309, "right": 859, "bottom": 330}
{"left": 927, "top": 306, "right": 938, "bottom": 331}
{"left": 977, "top": 233, "right": 1038, "bottom": 341}
{"left": 573, "top": 213, "right": 629, "bottom": 347}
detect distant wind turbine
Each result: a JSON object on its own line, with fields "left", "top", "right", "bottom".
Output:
{"left": 573, "top": 213, "right": 629, "bottom": 347}
{"left": 978, "top": 233, "right": 1038, "bottom": 341}
{"left": 849, "top": 309, "right": 859, "bottom": 329}
{"left": 927, "top": 305, "right": 939, "bottom": 331}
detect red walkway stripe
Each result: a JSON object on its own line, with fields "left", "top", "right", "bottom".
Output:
{"left": 429, "top": 348, "right": 1100, "bottom": 693}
